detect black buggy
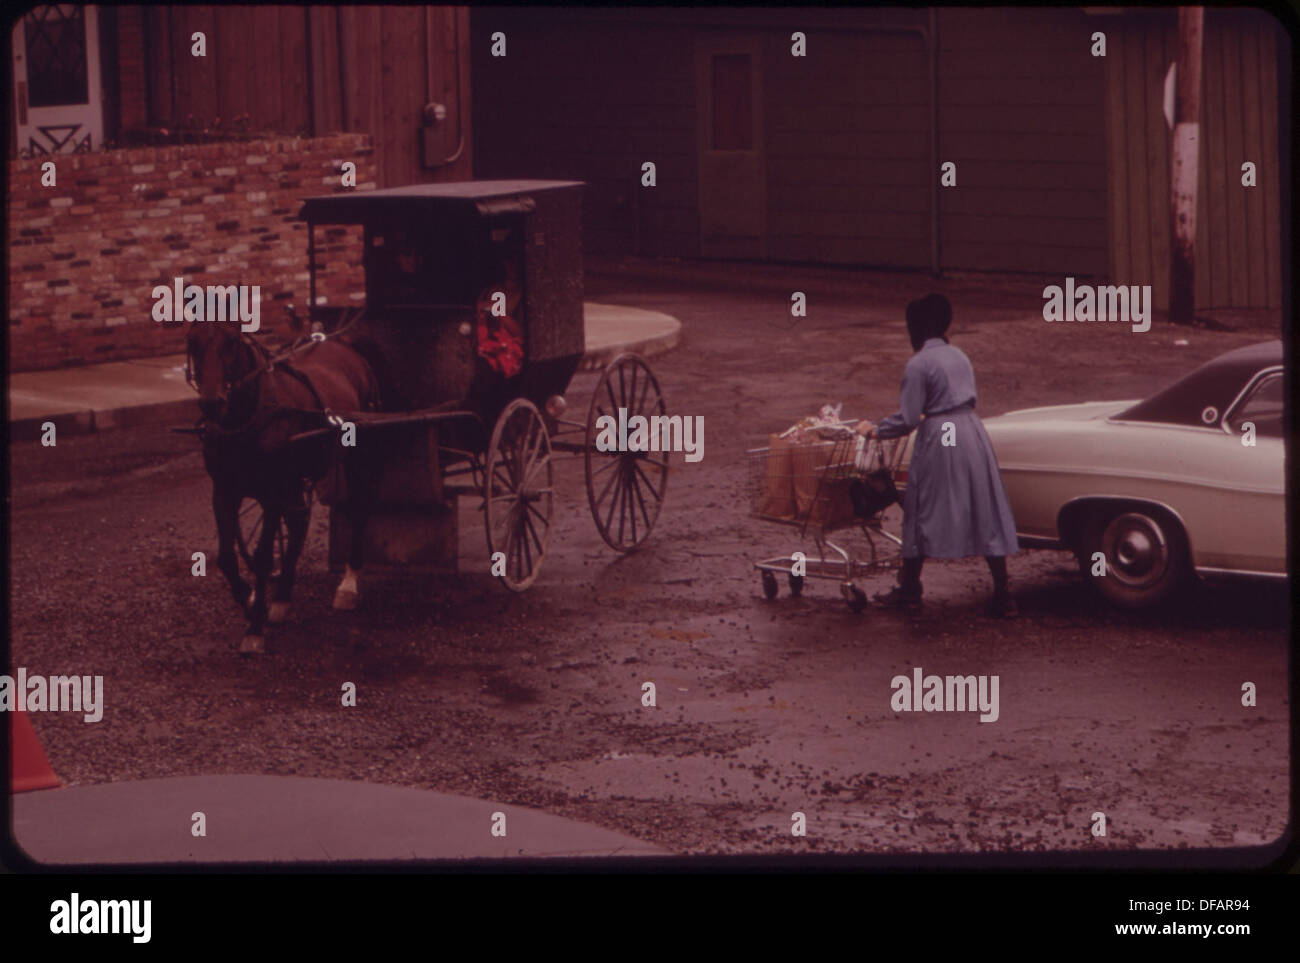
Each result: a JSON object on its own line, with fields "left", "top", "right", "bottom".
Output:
{"left": 239, "top": 180, "right": 671, "bottom": 591}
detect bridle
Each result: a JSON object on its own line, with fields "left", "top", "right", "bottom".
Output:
{"left": 185, "top": 310, "right": 369, "bottom": 439}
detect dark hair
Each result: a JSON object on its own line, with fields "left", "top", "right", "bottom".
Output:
{"left": 905, "top": 293, "right": 952, "bottom": 351}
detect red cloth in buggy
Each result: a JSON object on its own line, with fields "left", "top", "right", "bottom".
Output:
{"left": 476, "top": 284, "right": 525, "bottom": 378}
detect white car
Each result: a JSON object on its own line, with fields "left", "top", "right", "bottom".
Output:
{"left": 901, "top": 341, "right": 1285, "bottom": 608}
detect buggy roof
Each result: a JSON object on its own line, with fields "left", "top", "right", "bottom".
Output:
{"left": 300, "top": 180, "right": 584, "bottom": 224}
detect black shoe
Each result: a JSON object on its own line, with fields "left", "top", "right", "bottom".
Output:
{"left": 874, "top": 585, "right": 922, "bottom": 610}
{"left": 985, "top": 591, "right": 1019, "bottom": 618}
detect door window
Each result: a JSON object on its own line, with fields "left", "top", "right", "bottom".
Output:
{"left": 711, "top": 53, "right": 753, "bottom": 151}
{"left": 1227, "top": 372, "right": 1283, "bottom": 438}
{"left": 24, "top": 5, "right": 88, "bottom": 108}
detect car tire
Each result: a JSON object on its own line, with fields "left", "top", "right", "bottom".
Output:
{"left": 1078, "top": 507, "right": 1192, "bottom": 609}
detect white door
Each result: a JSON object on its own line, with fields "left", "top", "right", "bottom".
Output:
{"left": 12, "top": 4, "right": 104, "bottom": 156}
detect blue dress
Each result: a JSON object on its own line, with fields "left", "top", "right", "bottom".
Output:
{"left": 875, "top": 338, "right": 1019, "bottom": 559}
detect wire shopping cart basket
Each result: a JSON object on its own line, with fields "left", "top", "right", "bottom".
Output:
{"left": 746, "top": 424, "right": 908, "bottom": 611}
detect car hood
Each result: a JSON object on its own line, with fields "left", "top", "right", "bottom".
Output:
{"left": 984, "top": 399, "right": 1139, "bottom": 427}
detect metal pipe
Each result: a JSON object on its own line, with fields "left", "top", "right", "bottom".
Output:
{"left": 304, "top": 7, "right": 315, "bottom": 137}
{"left": 307, "top": 222, "right": 317, "bottom": 312}
{"left": 928, "top": 8, "right": 940, "bottom": 277}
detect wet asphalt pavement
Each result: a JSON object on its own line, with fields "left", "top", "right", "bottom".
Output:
{"left": 8, "top": 266, "right": 1288, "bottom": 856}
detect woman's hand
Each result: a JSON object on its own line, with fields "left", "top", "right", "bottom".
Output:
{"left": 854, "top": 420, "right": 876, "bottom": 438}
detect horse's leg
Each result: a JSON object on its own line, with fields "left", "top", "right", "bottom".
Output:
{"left": 213, "top": 486, "right": 251, "bottom": 611}
{"left": 333, "top": 455, "right": 368, "bottom": 611}
{"left": 270, "top": 490, "right": 310, "bottom": 624}
{"left": 240, "top": 501, "right": 280, "bottom": 655}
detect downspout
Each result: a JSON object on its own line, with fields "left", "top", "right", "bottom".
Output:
{"left": 928, "top": 8, "right": 940, "bottom": 277}
{"left": 304, "top": 7, "right": 315, "bottom": 137}
{"left": 336, "top": 8, "right": 348, "bottom": 130}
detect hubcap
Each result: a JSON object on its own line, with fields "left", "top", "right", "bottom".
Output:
{"left": 1103, "top": 513, "right": 1169, "bottom": 587}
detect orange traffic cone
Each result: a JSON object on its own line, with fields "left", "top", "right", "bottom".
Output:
{"left": 9, "top": 711, "right": 60, "bottom": 792}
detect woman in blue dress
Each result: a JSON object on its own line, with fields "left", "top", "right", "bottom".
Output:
{"left": 857, "top": 294, "right": 1019, "bottom": 617}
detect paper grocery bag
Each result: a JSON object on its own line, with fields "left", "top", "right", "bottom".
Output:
{"left": 758, "top": 433, "right": 796, "bottom": 519}
{"left": 790, "top": 440, "right": 836, "bottom": 517}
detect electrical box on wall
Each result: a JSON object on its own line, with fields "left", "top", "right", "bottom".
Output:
{"left": 420, "top": 102, "right": 450, "bottom": 169}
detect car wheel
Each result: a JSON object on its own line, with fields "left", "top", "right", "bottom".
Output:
{"left": 1079, "top": 508, "right": 1192, "bottom": 609}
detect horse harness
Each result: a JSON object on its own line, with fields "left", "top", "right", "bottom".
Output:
{"left": 189, "top": 325, "right": 371, "bottom": 440}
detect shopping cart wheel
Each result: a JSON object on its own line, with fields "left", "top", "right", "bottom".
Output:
{"left": 844, "top": 584, "right": 868, "bottom": 613}
{"left": 761, "top": 570, "right": 778, "bottom": 599}
{"left": 788, "top": 573, "right": 804, "bottom": 598}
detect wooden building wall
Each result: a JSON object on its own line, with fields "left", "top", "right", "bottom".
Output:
{"left": 1104, "top": 8, "right": 1284, "bottom": 310}
{"left": 127, "top": 5, "right": 471, "bottom": 188}
{"left": 764, "top": 26, "right": 931, "bottom": 269}
{"left": 472, "top": 10, "right": 698, "bottom": 258}
{"left": 473, "top": 8, "right": 1112, "bottom": 275}
{"left": 472, "top": 7, "right": 1285, "bottom": 311}
{"left": 938, "top": 8, "right": 1109, "bottom": 276}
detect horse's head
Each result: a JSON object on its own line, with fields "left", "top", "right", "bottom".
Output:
{"left": 186, "top": 322, "right": 260, "bottom": 423}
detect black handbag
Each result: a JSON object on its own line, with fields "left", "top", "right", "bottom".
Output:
{"left": 849, "top": 468, "right": 899, "bottom": 518}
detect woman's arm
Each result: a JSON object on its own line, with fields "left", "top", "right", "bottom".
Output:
{"left": 874, "top": 361, "right": 927, "bottom": 439}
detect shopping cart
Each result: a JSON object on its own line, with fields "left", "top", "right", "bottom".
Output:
{"left": 746, "top": 424, "right": 908, "bottom": 611}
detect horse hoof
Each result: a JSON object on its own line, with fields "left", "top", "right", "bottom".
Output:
{"left": 239, "top": 634, "right": 265, "bottom": 656}
{"left": 268, "top": 601, "right": 291, "bottom": 624}
{"left": 332, "top": 588, "right": 359, "bottom": 611}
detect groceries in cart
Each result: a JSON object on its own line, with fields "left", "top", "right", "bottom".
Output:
{"left": 747, "top": 403, "right": 908, "bottom": 611}
{"left": 753, "top": 403, "right": 897, "bottom": 526}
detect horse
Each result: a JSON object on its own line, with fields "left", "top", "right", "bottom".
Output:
{"left": 186, "top": 318, "right": 381, "bottom": 654}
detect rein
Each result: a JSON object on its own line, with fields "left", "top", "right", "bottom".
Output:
{"left": 189, "top": 309, "right": 372, "bottom": 440}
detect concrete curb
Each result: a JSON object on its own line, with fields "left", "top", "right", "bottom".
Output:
{"left": 578, "top": 302, "right": 682, "bottom": 371}
{"left": 9, "top": 398, "right": 199, "bottom": 442}
{"left": 8, "top": 303, "right": 682, "bottom": 441}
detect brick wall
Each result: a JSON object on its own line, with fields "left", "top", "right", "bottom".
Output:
{"left": 7, "top": 133, "right": 375, "bottom": 372}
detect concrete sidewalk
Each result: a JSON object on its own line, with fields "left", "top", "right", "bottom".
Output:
{"left": 12, "top": 774, "right": 669, "bottom": 864}
{"left": 7, "top": 301, "right": 681, "bottom": 442}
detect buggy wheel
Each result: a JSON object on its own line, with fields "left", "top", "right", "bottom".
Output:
{"left": 484, "top": 398, "right": 553, "bottom": 592}
{"left": 237, "top": 497, "right": 287, "bottom": 577}
{"left": 761, "top": 570, "right": 779, "bottom": 599}
{"left": 585, "top": 352, "right": 669, "bottom": 552}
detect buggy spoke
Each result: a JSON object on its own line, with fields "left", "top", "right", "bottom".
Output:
{"left": 519, "top": 511, "right": 533, "bottom": 576}
{"left": 630, "top": 465, "right": 652, "bottom": 531}
{"left": 525, "top": 498, "right": 550, "bottom": 526}
{"left": 594, "top": 456, "right": 621, "bottom": 509}
{"left": 633, "top": 459, "right": 665, "bottom": 501}
{"left": 602, "top": 468, "right": 626, "bottom": 535}
{"left": 523, "top": 510, "right": 544, "bottom": 557}
{"left": 616, "top": 466, "right": 630, "bottom": 544}
{"left": 589, "top": 455, "right": 619, "bottom": 477}
{"left": 635, "top": 367, "right": 651, "bottom": 418}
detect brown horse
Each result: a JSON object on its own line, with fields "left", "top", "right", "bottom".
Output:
{"left": 186, "top": 319, "right": 380, "bottom": 653}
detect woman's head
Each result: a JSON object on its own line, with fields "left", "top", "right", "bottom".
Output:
{"left": 905, "top": 293, "right": 952, "bottom": 351}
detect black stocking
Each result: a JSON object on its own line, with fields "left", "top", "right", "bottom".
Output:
{"left": 986, "top": 555, "right": 1009, "bottom": 593}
